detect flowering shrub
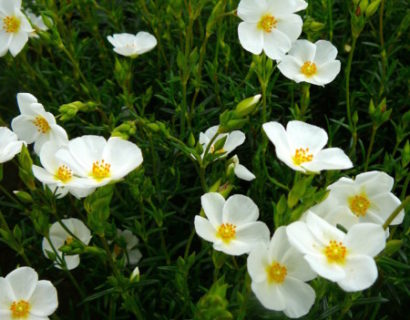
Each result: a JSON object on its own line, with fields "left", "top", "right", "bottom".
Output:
{"left": 0, "top": 0, "right": 408, "bottom": 319}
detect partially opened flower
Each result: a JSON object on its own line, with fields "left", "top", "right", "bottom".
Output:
{"left": 237, "top": 0, "right": 307, "bottom": 60}
{"left": 194, "top": 193, "right": 270, "bottom": 255}
{"left": 42, "top": 218, "right": 92, "bottom": 270}
{"left": 0, "top": 127, "right": 25, "bottom": 163}
{"left": 278, "top": 40, "right": 341, "bottom": 86}
{"left": 107, "top": 31, "right": 157, "bottom": 58}
{"left": 263, "top": 120, "right": 353, "bottom": 173}
{"left": 0, "top": 0, "right": 34, "bottom": 57}
{"left": 25, "top": 9, "right": 48, "bottom": 38}
{"left": 230, "top": 155, "right": 256, "bottom": 181}
{"left": 114, "top": 229, "right": 142, "bottom": 266}
{"left": 287, "top": 212, "right": 386, "bottom": 292}
{"left": 11, "top": 93, "right": 68, "bottom": 154}
{"left": 248, "top": 227, "right": 316, "bottom": 318}
{"left": 0, "top": 266, "right": 58, "bottom": 319}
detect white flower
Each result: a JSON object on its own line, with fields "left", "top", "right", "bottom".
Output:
{"left": 0, "top": 0, "right": 33, "bottom": 57}
{"left": 278, "top": 40, "right": 341, "bottom": 86}
{"left": 0, "top": 266, "right": 58, "bottom": 319}
{"left": 0, "top": 127, "right": 25, "bottom": 163}
{"left": 199, "top": 125, "right": 245, "bottom": 160}
{"left": 107, "top": 31, "right": 157, "bottom": 58}
{"left": 25, "top": 9, "right": 48, "bottom": 38}
{"left": 42, "top": 218, "right": 92, "bottom": 270}
{"left": 230, "top": 155, "right": 255, "bottom": 181}
{"left": 11, "top": 93, "right": 68, "bottom": 154}
{"left": 55, "top": 135, "right": 143, "bottom": 187}
{"left": 32, "top": 141, "right": 95, "bottom": 199}
{"left": 263, "top": 120, "right": 353, "bottom": 173}
{"left": 194, "top": 193, "right": 270, "bottom": 255}
{"left": 237, "top": 0, "right": 307, "bottom": 60}
{"left": 248, "top": 227, "right": 316, "bottom": 318}
{"left": 287, "top": 212, "right": 386, "bottom": 292}
{"left": 114, "top": 229, "right": 142, "bottom": 266}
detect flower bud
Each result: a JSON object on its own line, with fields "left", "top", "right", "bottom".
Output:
{"left": 366, "top": 0, "right": 381, "bottom": 18}
{"left": 130, "top": 266, "right": 140, "bottom": 282}
{"left": 234, "top": 94, "right": 261, "bottom": 118}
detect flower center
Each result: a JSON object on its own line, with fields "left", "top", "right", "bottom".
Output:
{"left": 300, "top": 61, "right": 317, "bottom": 77}
{"left": 65, "top": 236, "right": 74, "bottom": 245}
{"left": 217, "top": 223, "right": 236, "bottom": 243}
{"left": 349, "top": 194, "right": 370, "bottom": 217}
{"left": 91, "top": 160, "right": 111, "bottom": 180}
{"left": 55, "top": 165, "right": 73, "bottom": 183}
{"left": 266, "top": 262, "right": 287, "bottom": 284}
{"left": 3, "top": 16, "right": 21, "bottom": 33}
{"left": 324, "top": 240, "right": 347, "bottom": 264}
{"left": 33, "top": 116, "right": 51, "bottom": 134}
{"left": 113, "top": 244, "right": 123, "bottom": 256}
{"left": 10, "top": 300, "right": 30, "bottom": 319}
{"left": 292, "top": 147, "right": 313, "bottom": 165}
{"left": 258, "top": 14, "right": 277, "bottom": 33}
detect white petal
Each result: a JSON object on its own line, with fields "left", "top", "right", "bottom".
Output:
{"left": 63, "top": 255, "right": 81, "bottom": 270}
{"left": 235, "top": 222, "right": 270, "bottom": 248}
{"left": 223, "top": 131, "right": 245, "bottom": 154}
{"left": 222, "top": 194, "right": 259, "bottom": 225}
{"left": 304, "top": 253, "right": 346, "bottom": 282}
{"left": 282, "top": 247, "right": 316, "bottom": 281}
{"left": 0, "top": 141, "right": 23, "bottom": 163}
{"left": 268, "top": 226, "right": 289, "bottom": 261}
{"left": 238, "top": 22, "right": 264, "bottom": 55}
{"left": 67, "top": 186, "right": 95, "bottom": 199}
{"left": 28, "top": 280, "right": 58, "bottom": 317}
{"left": 303, "top": 148, "right": 353, "bottom": 172}
{"left": 55, "top": 148, "right": 88, "bottom": 177}
{"left": 355, "top": 171, "right": 393, "bottom": 192}
{"left": 9, "top": 31, "right": 28, "bottom": 57}
{"left": 204, "top": 125, "right": 219, "bottom": 140}
{"left": 277, "top": 55, "right": 303, "bottom": 82}
{"left": 344, "top": 223, "right": 385, "bottom": 257}
{"left": 337, "top": 255, "right": 378, "bottom": 292}
{"left": 68, "top": 135, "right": 106, "bottom": 171}
{"left": 268, "top": 0, "right": 307, "bottom": 14}
{"left": 201, "top": 192, "right": 224, "bottom": 228}
{"left": 234, "top": 163, "right": 255, "bottom": 181}
{"left": 314, "top": 40, "right": 338, "bottom": 65}
{"left": 288, "top": 40, "right": 316, "bottom": 64}
{"left": 214, "top": 239, "right": 250, "bottom": 256}
{"left": 313, "top": 60, "right": 341, "bottom": 85}
{"left": 17, "top": 93, "right": 38, "bottom": 114}
{"left": 69, "top": 218, "right": 92, "bottom": 245}
{"left": 247, "top": 244, "right": 269, "bottom": 283}
{"left": 6, "top": 267, "right": 38, "bottom": 300}
{"left": 128, "top": 249, "right": 143, "bottom": 265}
{"left": 372, "top": 193, "right": 404, "bottom": 225}
{"left": 251, "top": 281, "right": 286, "bottom": 311}
{"left": 11, "top": 115, "right": 39, "bottom": 144}
{"left": 286, "top": 221, "right": 318, "bottom": 256}
{"left": 306, "top": 211, "right": 346, "bottom": 244}
{"left": 0, "top": 277, "right": 15, "bottom": 310}
{"left": 237, "top": 0, "right": 267, "bottom": 23}
{"left": 281, "top": 278, "right": 315, "bottom": 318}
{"left": 275, "top": 14, "right": 303, "bottom": 42}
{"left": 194, "top": 216, "right": 217, "bottom": 243}
{"left": 263, "top": 28, "right": 291, "bottom": 60}
{"left": 134, "top": 31, "right": 157, "bottom": 54}
{"left": 32, "top": 165, "right": 58, "bottom": 184}
{"left": 286, "top": 120, "right": 328, "bottom": 155}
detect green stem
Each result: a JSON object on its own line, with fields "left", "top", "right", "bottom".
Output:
{"left": 99, "top": 235, "right": 120, "bottom": 277}
{"left": 299, "top": 83, "right": 311, "bottom": 120}
{"left": 383, "top": 196, "right": 409, "bottom": 230}
{"left": 364, "top": 124, "right": 378, "bottom": 171}
{"left": 327, "top": 0, "right": 334, "bottom": 41}
{"left": 238, "top": 273, "right": 251, "bottom": 320}
{"left": 346, "top": 36, "right": 358, "bottom": 155}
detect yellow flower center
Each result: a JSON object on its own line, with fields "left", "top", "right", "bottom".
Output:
{"left": 324, "top": 240, "right": 347, "bottom": 264}
{"left": 266, "top": 262, "right": 287, "bottom": 284}
{"left": 55, "top": 165, "right": 73, "bottom": 183}
{"left": 216, "top": 223, "right": 236, "bottom": 243}
{"left": 91, "top": 160, "right": 111, "bottom": 180}
{"left": 292, "top": 147, "right": 313, "bottom": 165}
{"left": 10, "top": 300, "right": 30, "bottom": 319}
{"left": 349, "top": 193, "right": 370, "bottom": 217}
{"left": 65, "top": 236, "right": 74, "bottom": 245}
{"left": 258, "top": 14, "right": 277, "bottom": 33}
{"left": 33, "top": 116, "right": 51, "bottom": 134}
{"left": 300, "top": 61, "right": 317, "bottom": 77}
{"left": 3, "top": 16, "right": 21, "bottom": 33}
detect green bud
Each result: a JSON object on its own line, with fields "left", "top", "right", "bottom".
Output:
{"left": 130, "top": 266, "right": 140, "bottom": 282}
{"left": 234, "top": 94, "right": 261, "bottom": 118}
{"left": 146, "top": 123, "right": 160, "bottom": 132}
{"left": 212, "top": 136, "right": 227, "bottom": 154}
{"left": 383, "top": 239, "right": 402, "bottom": 256}
{"left": 208, "top": 179, "right": 221, "bottom": 192}
{"left": 224, "top": 118, "right": 248, "bottom": 131}
{"left": 111, "top": 121, "right": 136, "bottom": 140}
{"left": 188, "top": 132, "right": 195, "bottom": 147}
{"left": 218, "top": 183, "right": 233, "bottom": 198}
{"left": 368, "top": 99, "right": 376, "bottom": 115}
{"left": 402, "top": 140, "right": 410, "bottom": 168}
{"left": 365, "top": 0, "right": 381, "bottom": 17}
{"left": 13, "top": 190, "right": 33, "bottom": 203}
{"left": 18, "top": 146, "right": 35, "bottom": 190}
{"left": 353, "top": 111, "right": 359, "bottom": 125}
{"left": 359, "top": 0, "right": 369, "bottom": 12}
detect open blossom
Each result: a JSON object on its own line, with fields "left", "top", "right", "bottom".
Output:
{"left": 32, "top": 141, "right": 95, "bottom": 199}
{"left": 287, "top": 212, "right": 386, "bottom": 292}
{"left": 0, "top": 266, "right": 58, "bottom": 319}
{"left": 194, "top": 193, "right": 270, "bottom": 255}
{"left": 42, "top": 218, "right": 92, "bottom": 270}
{"left": 11, "top": 93, "right": 68, "bottom": 154}
{"left": 263, "top": 120, "right": 353, "bottom": 173}
{"left": 107, "top": 32, "right": 157, "bottom": 57}
{"left": 55, "top": 135, "right": 143, "bottom": 187}
{"left": 248, "top": 227, "right": 316, "bottom": 318}
{"left": 237, "top": 0, "right": 307, "bottom": 60}
{"left": 230, "top": 155, "right": 256, "bottom": 181}
{"left": 0, "top": 0, "right": 34, "bottom": 57}
{"left": 278, "top": 40, "right": 341, "bottom": 86}
{"left": 0, "top": 127, "right": 25, "bottom": 163}
{"left": 114, "top": 229, "right": 142, "bottom": 266}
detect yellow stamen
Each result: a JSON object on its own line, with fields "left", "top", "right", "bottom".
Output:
{"left": 266, "top": 262, "right": 287, "bottom": 284}
{"left": 292, "top": 147, "right": 313, "bottom": 166}
{"left": 349, "top": 193, "right": 370, "bottom": 217}
{"left": 258, "top": 14, "right": 277, "bottom": 33}
{"left": 300, "top": 61, "right": 317, "bottom": 77}
{"left": 91, "top": 160, "right": 111, "bottom": 180}
{"left": 65, "top": 236, "right": 74, "bottom": 245}
{"left": 324, "top": 240, "right": 347, "bottom": 264}
{"left": 3, "top": 16, "right": 21, "bottom": 33}
{"left": 10, "top": 300, "right": 30, "bottom": 319}
{"left": 216, "top": 223, "right": 236, "bottom": 243}
{"left": 55, "top": 165, "right": 72, "bottom": 183}
{"left": 33, "top": 116, "right": 51, "bottom": 134}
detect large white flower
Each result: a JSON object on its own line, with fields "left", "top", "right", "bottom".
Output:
{"left": 194, "top": 193, "right": 270, "bottom": 255}
{"left": 278, "top": 40, "right": 341, "bottom": 86}
{"left": 107, "top": 31, "right": 157, "bottom": 58}
{"left": 263, "top": 120, "right": 353, "bottom": 173}
{"left": 0, "top": 126, "right": 25, "bottom": 163}
{"left": 114, "top": 229, "right": 142, "bottom": 266}
{"left": 199, "top": 125, "right": 245, "bottom": 160}
{"left": 0, "top": 266, "right": 58, "bottom": 319}
{"left": 287, "top": 212, "right": 386, "bottom": 292}
{"left": 55, "top": 135, "right": 143, "bottom": 187}
{"left": 248, "top": 227, "right": 316, "bottom": 318}
{"left": 32, "top": 141, "right": 95, "bottom": 199}
{"left": 11, "top": 93, "right": 68, "bottom": 154}
{"left": 42, "top": 218, "right": 92, "bottom": 270}
{"left": 237, "top": 0, "right": 307, "bottom": 60}
{"left": 0, "top": 0, "right": 33, "bottom": 57}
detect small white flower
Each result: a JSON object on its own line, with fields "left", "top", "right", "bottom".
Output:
{"left": 0, "top": 0, "right": 34, "bottom": 57}
{"left": 0, "top": 266, "right": 58, "bottom": 319}
{"left": 278, "top": 40, "right": 341, "bottom": 86}
{"left": 230, "top": 155, "right": 255, "bottom": 181}
{"left": 55, "top": 135, "right": 143, "bottom": 187}
{"left": 115, "top": 229, "right": 142, "bottom": 266}
{"left": 248, "top": 227, "right": 316, "bottom": 318}
{"left": 263, "top": 120, "right": 353, "bottom": 173}
{"left": 11, "top": 93, "right": 68, "bottom": 154}
{"left": 42, "top": 218, "right": 92, "bottom": 270}
{"left": 194, "top": 193, "right": 270, "bottom": 255}
{"left": 25, "top": 9, "right": 48, "bottom": 38}
{"left": 0, "top": 126, "right": 25, "bottom": 163}
{"left": 107, "top": 31, "right": 157, "bottom": 58}
{"left": 237, "top": 0, "right": 307, "bottom": 60}
{"left": 199, "top": 125, "right": 245, "bottom": 160}
{"left": 287, "top": 212, "right": 386, "bottom": 292}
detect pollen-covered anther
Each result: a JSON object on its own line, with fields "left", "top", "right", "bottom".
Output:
{"left": 56, "top": 165, "right": 72, "bottom": 183}
{"left": 3, "top": 16, "right": 21, "bottom": 33}
{"left": 33, "top": 116, "right": 51, "bottom": 134}
{"left": 292, "top": 147, "right": 313, "bottom": 165}
{"left": 258, "top": 14, "right": 277, "bottom": 33}
{"left": 91, "top": 160, "right": 111, "bottom": 180}
{"left": 267, "top": 262, "right": 287, "bottom": 284}
{"left": 349, "top": 194, "right": 370, "bottom": 217}
{"left": 10, "top": 300, "right": 30, "bottom": 318}
{"left": 300, "top": 61, "right": 317, "bottom": 77}
{"left": 217, "top": 223, "right": 236, "bottom": 243}
{"left": 324, "top": 240, "right": 347, "bottom": 263}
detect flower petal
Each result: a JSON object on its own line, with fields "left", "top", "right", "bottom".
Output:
{"left": 223, "top": 194, "right": 259, "bottom": 225}
{"left": 371, "top": 193, "right": 404, "bottom": 225}
{"left": 288, "top": 40, "right": 316, "bottom": 64}
{"left": 263, "top": 28, "right": 291, "bottom": 60}
{"left": 337, "top": 255, "right": 378, "bottom": 292}
{"left": 268, "top": 226, "right": 289, "bottom": 261}
{"left": 303, "top": 148, "right": 353, "bottom": 172}
{"left": 286, "top": 120, "right": 328, "bottom": 155}
{"left": 238, "top": 0, "right": 267, "bottom": 23}
{"left": 6, "top": 267, "right": 38, "bottom": 300}
{"left": 9, "top": 31, "right": 28, "bottom": 57}
{"left": 194, "top": 216, "right": 217, "bottom": 243}
{"left": 277, "top": 55, "right": 303, "bottom": 82}
{"left": 275, "top": 14, "right": 303, "bottom": 43}
{"left": 314, "top": 40, "right": 338, "bottom": 65}
{"left": 313, "top": 60, "right": 341, "bottom": 85}
{"left": 238, "top": 22, "right": 263, "bottom": 55}
{"left": 247, "top": 244, "right": 269, "bottom": 283}
{"left": 281, "top": 277, "right": 315, "bottom": 318}
{"left": 201, "top": 192, "right": 224, "bottom": 228}
{"left": 235, "top": 221, "right": 270, "bottom": 248}
{"left": 234, "top": 163, "right": 256, "bottom": 181}
{"left": 0, "top": 277, "right": 15, "bottom": 311}
{"left": 282, "top": 247, "right": 316, "bottom": 282}
{"left": 11, "top": 115, "right": 39, "bottom": 144}
{"left": 344, "top": 223, "right": 385, "bottom": 257}
{"left": 306, "top": 211, "right": 346, "bottom": 244}
{"left": 223, "top": 131, "right": 245, "bottom": 154}
{"left": 28, "top": 280, "right": 58, "bottom": 317}
{"left": 304, "top": 253, "right": 346, "bottom": 282}
{"left": 286, "top": 221, "right": 318, "bottom": 256}
{"left": 251, "top": 281, "right": 286, "bottom": 311}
